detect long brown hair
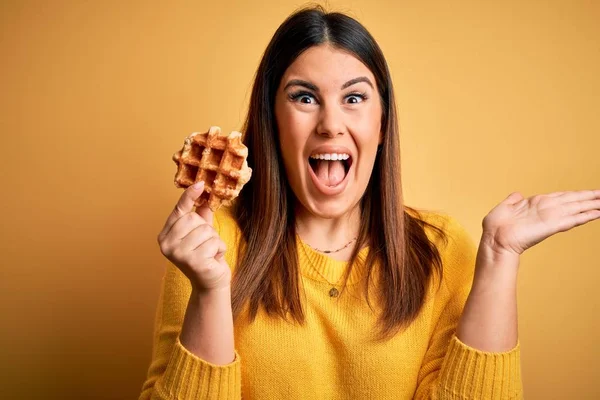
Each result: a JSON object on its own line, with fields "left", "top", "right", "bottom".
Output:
{"left": 231, "top": 5, "right": 448, "bottom": 341}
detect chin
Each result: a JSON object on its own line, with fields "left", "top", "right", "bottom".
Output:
{"left": 300, "top": 190, "right": 359, "bottom": 219}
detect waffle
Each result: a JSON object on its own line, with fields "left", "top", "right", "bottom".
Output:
{"left": 172, "top": 126, "right": 252, "bottom": 212}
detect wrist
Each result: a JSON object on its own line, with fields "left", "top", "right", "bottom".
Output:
{"left": 191, "top": 284, "right": 232, "bottom": 300}
{"left": 474, "top": 239, "right": 520, "bottom": 291}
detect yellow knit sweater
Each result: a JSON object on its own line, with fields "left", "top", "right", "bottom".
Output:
{"left": 139, "top": 209, "right": 522, "bottom": 399}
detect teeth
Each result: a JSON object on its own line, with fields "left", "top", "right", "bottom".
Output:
{"left": 309, "top": 153, "right": 350, "bottom": 160}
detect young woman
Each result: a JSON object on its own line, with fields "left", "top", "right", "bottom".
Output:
{"left": 139, "top": 6, "right": 600, "bottom": 400}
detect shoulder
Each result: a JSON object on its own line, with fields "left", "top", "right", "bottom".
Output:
{"left": 213, "top": 206, "right": 240, "bottom": 239}
{"left": 417, "top": 211, "right": 475, "bottom": 247}
{"left": 409, "top": 209, "right": 478, "bottom": 291}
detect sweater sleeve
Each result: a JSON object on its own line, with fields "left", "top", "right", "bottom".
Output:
{"left": 413, "top": 216, "right": 523, "bottom": 400}
{"left": 138, "top": 210, "right": 242, "bottom": 400}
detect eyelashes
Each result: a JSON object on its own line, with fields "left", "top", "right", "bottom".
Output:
{"left": 288, "top": 91, "right": 315, "bottom": 103}
{"left": 288, "top": 90, "right": 368, "bottom": 105}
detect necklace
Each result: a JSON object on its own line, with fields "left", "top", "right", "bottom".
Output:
{"left": 304, "top": 236, "right": 358, "bottom": 254}
{"left": 298, "top": 239, "right": 344, "bottom": 298}
{"left": 294, "top": 223, "right": 357, "bottom": 254}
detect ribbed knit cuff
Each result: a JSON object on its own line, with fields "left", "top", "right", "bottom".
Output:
{"left": 156, "top": 337, "right": 241, "bottom": 400}
{"left": 436, "top": 335, "right": 523, "bottom": 399}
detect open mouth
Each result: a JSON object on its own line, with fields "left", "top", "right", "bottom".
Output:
{"left": 308, "top": 153, "right": 353, "bottom": 188}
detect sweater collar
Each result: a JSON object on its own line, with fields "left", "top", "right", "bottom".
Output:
{"left": 296, "top": 236, "right": 370, "bottom": 286}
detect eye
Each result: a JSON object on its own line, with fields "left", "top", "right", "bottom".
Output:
{"left": 289, "top": 91, "right": 318, "bottom": 105}
{"left": 345, "top": 92, "right": 368, "bottom": 104}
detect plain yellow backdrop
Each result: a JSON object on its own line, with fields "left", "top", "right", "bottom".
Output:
{"left": 1, "top": 0, "right": 598, "bottom": 398}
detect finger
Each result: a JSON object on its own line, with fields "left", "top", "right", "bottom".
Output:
{"left": 192, "top": 236, "right": 226, "bottom": 259}
{"left": 554, "top": 189, "right": 600, "bottom": 204}
{"left": 163, "top": 211, "right": 204, "bottom": 243}
{"left": 159, "top": 181, "right": 206, "bottom": 239}
{"left": 215, "top": 239, "right": 227, "bottom": 258}
{"left": 564, "top": 199, "right": 600, "bottom": 215}
{"left": 215, "top": 244, "right": 227, "bottom": 261}
{"left": 566, "top": 209, "right": 600, "bottom": 230}
{"left": 179, "top": 224, "right": 217, "bottom": 253}
{"left": 195, "top": 199, "right": 215, "bottom": 226}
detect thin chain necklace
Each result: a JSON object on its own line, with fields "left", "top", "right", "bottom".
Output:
{"left": 304, "top": 236, "right": 357, "bottom": 254}
{"left": 298, "top": 238, "right": 345, "bottom": 298}
{"left": 294, "top": 223, "right": 357, "bottom": 254}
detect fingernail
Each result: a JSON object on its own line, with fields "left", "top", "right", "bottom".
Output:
{"left": 193, "top": 181, "right": 204, "bottom": 189}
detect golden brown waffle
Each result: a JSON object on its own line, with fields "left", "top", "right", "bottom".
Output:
{"left": 172, "top": 126, "right": 252, "bottom": 212}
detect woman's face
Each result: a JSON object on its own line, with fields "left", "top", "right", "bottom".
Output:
{"left": 274, "top": 44, "right": 383, "bottom": 218}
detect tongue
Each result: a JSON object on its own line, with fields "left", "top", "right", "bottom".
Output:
{"left": 315, "top": 160, "right": 345, "bottom": 187}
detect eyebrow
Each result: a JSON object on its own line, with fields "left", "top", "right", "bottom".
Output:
{"left": 283, "top": 76, "right": 374, "bottom": 92}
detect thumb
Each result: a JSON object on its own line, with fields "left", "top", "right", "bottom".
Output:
{"left": 505, "top": 191, "right": 524, "bottom": 205}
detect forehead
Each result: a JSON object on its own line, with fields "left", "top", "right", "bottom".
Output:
{"left": 281, "top": 45, "right": 375, "bottom": 89}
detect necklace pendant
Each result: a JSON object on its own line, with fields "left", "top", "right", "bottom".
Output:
{"left": 329, "top": 287, "right": 339, "bottom": 298}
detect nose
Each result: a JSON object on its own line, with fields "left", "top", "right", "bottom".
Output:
{"left": 316, "top": 102, "right": 346, "bottom": 138}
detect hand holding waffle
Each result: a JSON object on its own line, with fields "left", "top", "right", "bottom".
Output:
{"left": 157, "top": 182, "right": 232, "bottom": 292}
{"left": 158, "top": 126, "right": 252, "bottom": 291}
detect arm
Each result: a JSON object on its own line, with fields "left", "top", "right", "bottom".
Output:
{"left": 180, "top": 285, "right": 236, "bottom": 365}
{"left": 414, "top": 216, "right": 522, "bottom": 400}
{"left": 416, "top": 189, "right": 599, "bottom": 399}
{"left": 458, "top": 188, "right": 600, "bottom": 351}
{"left": 139, "top": 204, "right": 242, "bottom": 400}
{"left": 138, "top": 263, "right": 241, "bottom": 400}
{"left": 456, "top": 241, "right": 519, "bottom": 352}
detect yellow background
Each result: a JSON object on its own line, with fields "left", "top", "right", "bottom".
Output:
{"left": 1, "top": 0, "right": 598, "bottom": 398}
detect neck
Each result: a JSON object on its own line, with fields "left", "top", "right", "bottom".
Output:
{"left": 294, "top": 203, "right": 361, "bottom": 253}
